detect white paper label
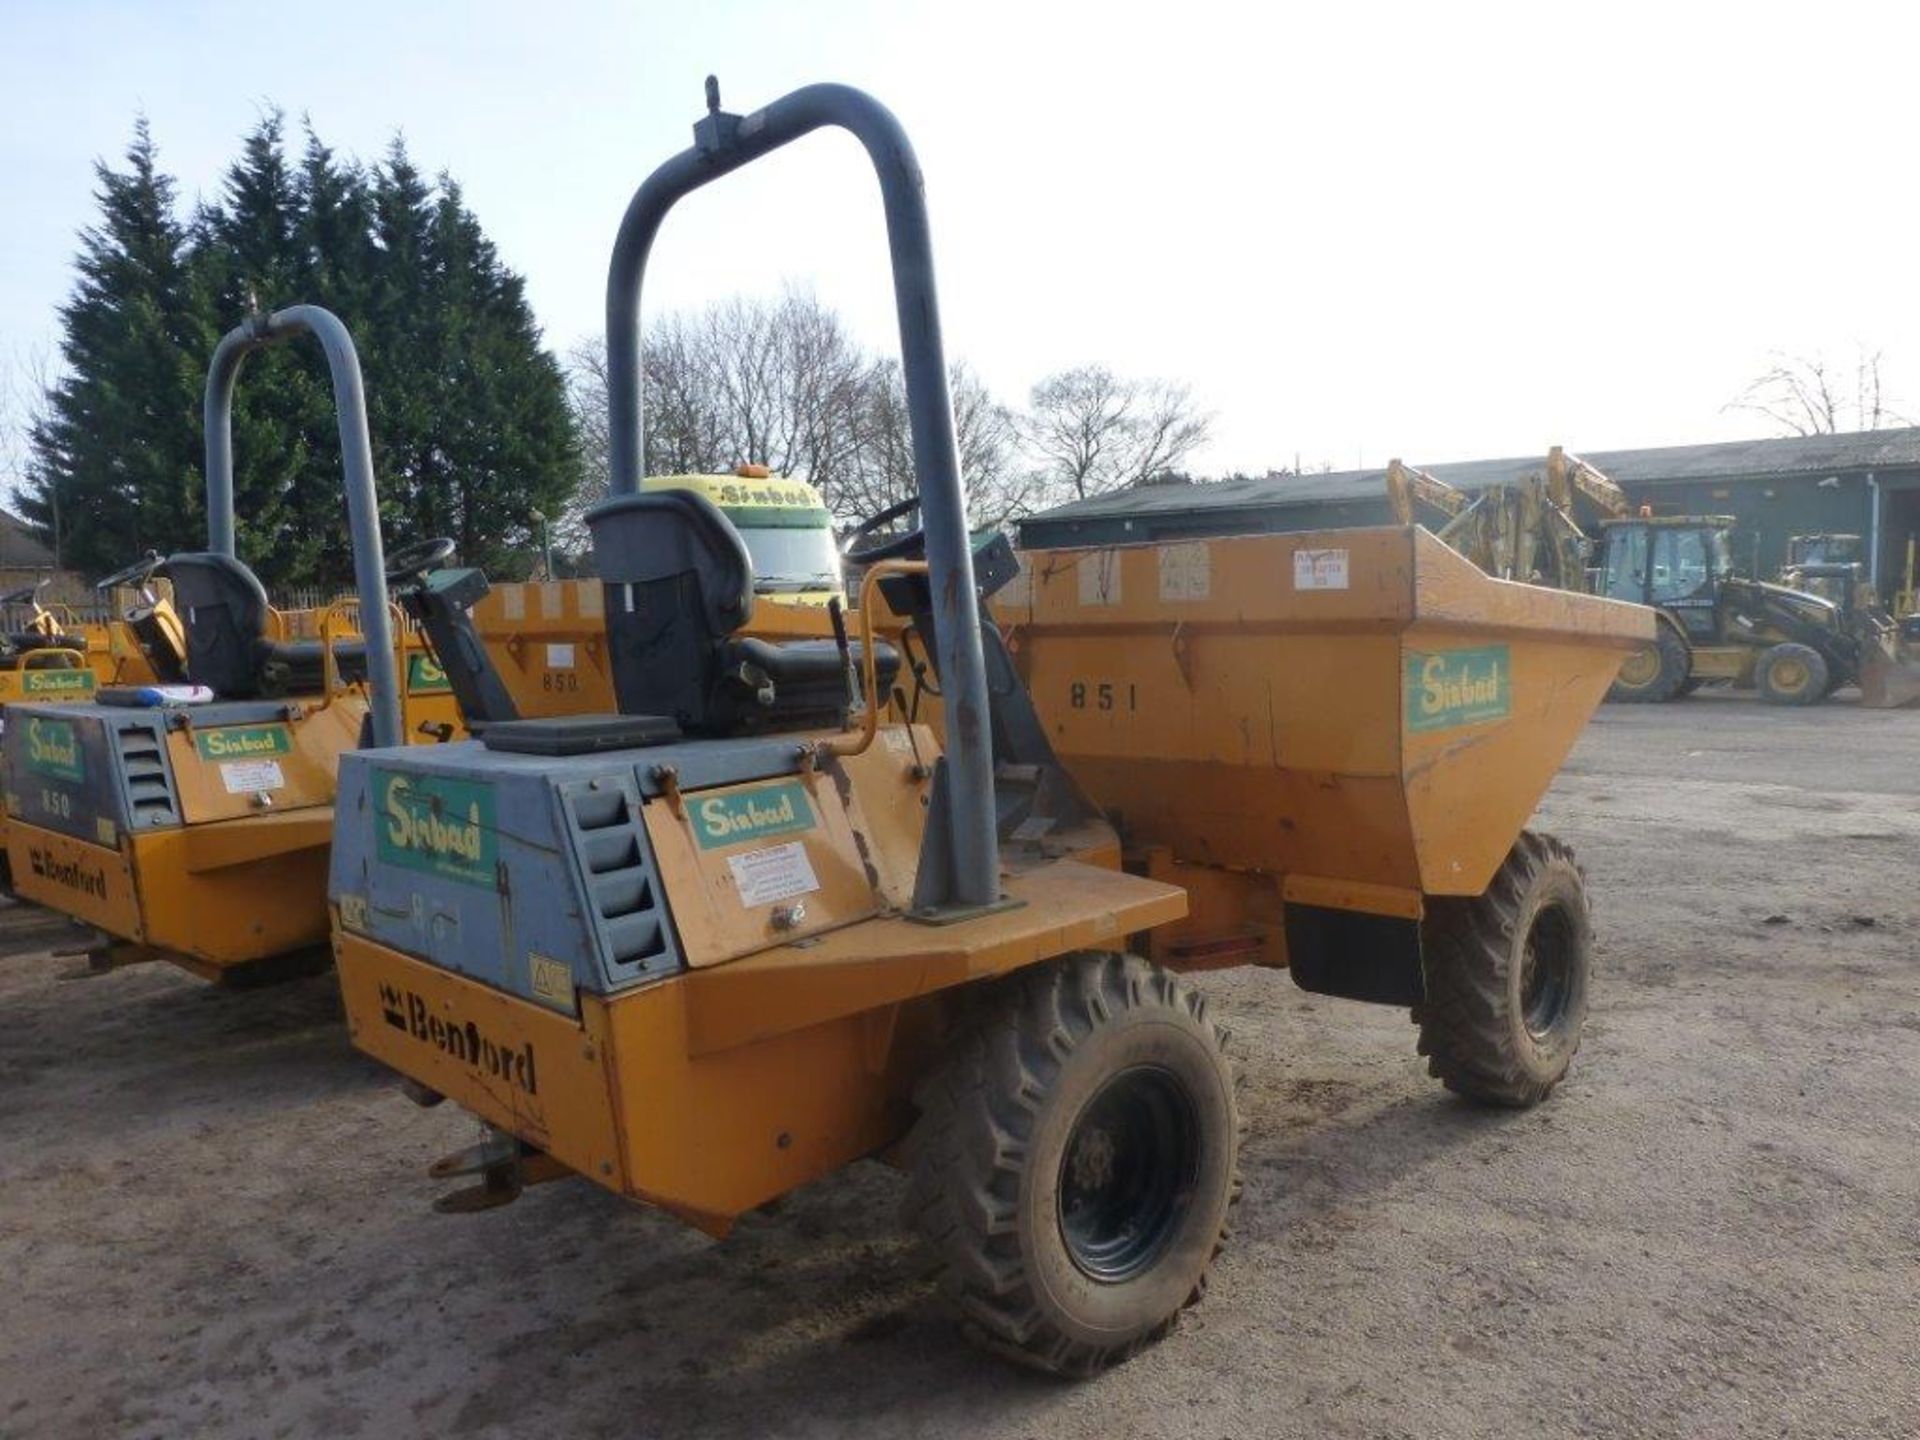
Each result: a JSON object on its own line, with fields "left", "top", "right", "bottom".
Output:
{"left": 1158, "top": 541, "right": 1211, "bottom": 601}
{"left": 546, "top": 643, "right": 575, "bottom": 669}
{"left": 1293, "top": 548, "right": 1350, "bottom": 591}
{"left": 1077, "top": 550, "right": 1122, "bottom": 607}
{"left": 220, "top": 759, "right": 284, "bottom": 795}
{"left": 998, "top": 554, "right": 1032, "bottom": 607}
{"left": 727, "top": 841, "right": 820, "bottom": 908}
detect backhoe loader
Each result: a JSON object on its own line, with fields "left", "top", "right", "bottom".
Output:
{"left": 1390, "top": 451, "right": 1920, "bottom": 707}
{"left": 331, "top": 79, "right": 1648, "bottom": 1376}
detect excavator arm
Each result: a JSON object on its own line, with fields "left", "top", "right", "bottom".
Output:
{"left": 1385, "top": 458, "right": 1470, "bottom": 526}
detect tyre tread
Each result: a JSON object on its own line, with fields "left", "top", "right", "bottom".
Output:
{"left": 1411, "top": 830, "right": 1588, "bottom": 1107}
{"left": 903, "top": 953, "right": 1241, "bottom": 1378}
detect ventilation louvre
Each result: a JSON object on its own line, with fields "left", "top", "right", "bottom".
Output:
{"left": 561, "top": 780, "right": 671, "bottom": 970}
{"left": 113, "top": 725, "right": 178, "bottom": 826}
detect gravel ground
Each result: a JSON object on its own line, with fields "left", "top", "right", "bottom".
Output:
{"left": 1, "top": 693, "right": 1916, "bottom": 1440}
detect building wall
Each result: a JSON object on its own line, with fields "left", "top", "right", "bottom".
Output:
{"left": 1617, "top": 473, "right": 1876, "bottom": 580}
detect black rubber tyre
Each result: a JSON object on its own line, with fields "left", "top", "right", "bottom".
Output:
{"left": 904, "top": 952, "right": 1241, "bottom": 1378}
{"left": 1607, "top": 624, "right": 1691, "bottom": 703}
{"left": 1413, "top": 830, "right": 1591, "bottom": 1107}
{"left": 1755, "top": 641, "right": 1829, "bottom": 706}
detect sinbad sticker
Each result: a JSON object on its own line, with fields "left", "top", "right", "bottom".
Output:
{"left": 375, "top": 771, "right": 497, "bottom": 886}
{"left": 23, "top": 669, "right": 94, "bottom": 696}
{"left": 406, "top": 653, "right": 451, "bottom": 693}
{"left": 23, "top": 715, "right": 83, "bottom": 783}
{"left": 1406, "top": 646, "right": 1511, "bottom": 732}
{"left": 194, "top": 723, "right": 293, "bottom": 762}
{"left": 691, "top": 780, "right": 815, "bottom": 851}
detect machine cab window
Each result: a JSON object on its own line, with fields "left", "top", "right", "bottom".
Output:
{"left": 1649, "top": 527, "right": 1719, "bottom": 606}
{"left": 1602, "top": 525, "right": 1651, "bottom": 602}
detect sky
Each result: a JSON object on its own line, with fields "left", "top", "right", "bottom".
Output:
{"left": 3, "top": 0, "right": 1918, "bottom": 492}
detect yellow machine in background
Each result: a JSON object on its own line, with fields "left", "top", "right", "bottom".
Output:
{"left": 469, "top": 468, "right": 845, "bottom": 710}
{"left": 2, "top": 307, "right": 462, "bottom": 981}
{"left": 1390, "top": 448, "right": 1920, "bottom": 707}
{"left": 330, "top": 80, "right": 1649, "bottom": 1379}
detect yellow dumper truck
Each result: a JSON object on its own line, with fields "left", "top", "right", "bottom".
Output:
{"left": 3, "top": 307, "right": 460, "bottom": 981}
{"left": 328, "top": 80, "right": 1651, "bottom": 1376}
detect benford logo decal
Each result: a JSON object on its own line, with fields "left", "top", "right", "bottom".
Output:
{"left": 377, "top": 982, "right": 538, "bottom": 1095}
{"left": 375, "top": 771, "right": 497, "bottom": 885}
{"left": 23, "top": 669, "right": 94, "bottom": 695}
{"left": 24, "top": 716, "right": 84, "bottom": 783}
{"left": 1405, "top": 645, "right": 1511, "bottom": 732}
{"left": 193, "top": 723, "right": 293, "bottom": 761}
{"left": 692, "top": 780, "right": 815, "bottom": 850}
{"left": 28, "top": 845, "right": 108, "bottom": 899}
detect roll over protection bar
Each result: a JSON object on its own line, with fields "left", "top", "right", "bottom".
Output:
{"left": 603, "top": 80, "right": 999, "bottom": 914}
{"left": 202, "top": 305, "right": 402, "bottom": 750}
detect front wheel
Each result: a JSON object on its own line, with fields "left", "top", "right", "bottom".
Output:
{"left": 1413, "top": 830, "right": 1592, "bottom": 1107}
{"left": 1755, "top": 641, "right": 1829, "bottom": 705}
{"left": 904, "top": 952, "right": 1241, "bottom": 1377}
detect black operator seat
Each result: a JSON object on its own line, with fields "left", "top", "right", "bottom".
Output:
{"left": 585, "top": 489, "right": 898, "bottom": 736}
{"left": 158, "top": 552, "right": 368, "bottom": 699}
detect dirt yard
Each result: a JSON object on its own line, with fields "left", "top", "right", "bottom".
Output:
{"left": 1, "top": 693, "right": 1916, "bottom": 1440}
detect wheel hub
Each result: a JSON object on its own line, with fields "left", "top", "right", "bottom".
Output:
{"left": 1058, "top": 1065, "right": 1199, "bottom": 1283}
{"left": 1520, "top": 903, "right": 1577, "bottom": 1040}
{"left": 1617, "top": 646, "right": 1660, "bottom": 686}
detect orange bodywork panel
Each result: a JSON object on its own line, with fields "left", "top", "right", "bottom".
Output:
{"left": 6, "top": 825, "right": 141, "bottom": 937}
{"left": 8, "top": 818, "right": 334, "bottom": 965}
{"left": 1000, "top": 527, "right": 1652, "bottom": 902}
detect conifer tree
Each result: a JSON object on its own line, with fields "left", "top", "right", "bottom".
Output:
{"left": 21, "top": 119, "right": 210, "bottom": 575}
{"left": 25, "top": 116, "right": 580, "bottom": 589}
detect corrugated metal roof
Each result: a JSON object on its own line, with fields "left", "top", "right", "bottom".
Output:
{"left": 1026, "top": 425, "right": 1920, "bottom": 527}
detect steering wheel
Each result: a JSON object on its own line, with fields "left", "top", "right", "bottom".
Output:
{"left": 384, "top": 536, "right": 457, "bottom": 586}
{"left": 844, "top": 493, "right": 924, "bottom": 564}
{"left": 94, "top": 553, "right": 164, "bottom": 594}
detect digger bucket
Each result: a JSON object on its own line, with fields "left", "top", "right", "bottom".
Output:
{"left": 1857, "top": 633, "right": 1920, "bottom": 708}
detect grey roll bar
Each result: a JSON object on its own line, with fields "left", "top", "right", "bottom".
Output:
{"left": 202, "top": 305, "right": 402, "bottom": 750}
{"left": 604, "top": 80, "right": 998, "bottom": 914}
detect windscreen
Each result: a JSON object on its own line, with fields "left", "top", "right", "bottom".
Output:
{"left": 734, "top": 520, "right": 844, "bottom": 596}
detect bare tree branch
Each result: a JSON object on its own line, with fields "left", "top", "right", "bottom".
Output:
{"left": 1727, "top": 348, "right": 1909, "bottom": 435}
{"left": 1020, "top": 365, "right": 1211, "bottom": 506}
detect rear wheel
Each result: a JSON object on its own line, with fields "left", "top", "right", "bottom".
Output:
{"left": 1413, "top": 830, "right": 1592, "bottom": 1107}
{"left": 1607, "top": 624, "right": 1690, "bottom": 703}
{"left": 1755, "top": 641, "right": 1829, "bottom": 706}
{"left": 904, "top": 952, "right": 1241, "bottom": 1377}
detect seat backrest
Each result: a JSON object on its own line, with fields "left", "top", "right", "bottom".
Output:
{"left": 157, "top": 552, "right": 272, "bottom": 697}
{"left": 586, "top": 490, "right": 754, "bottom": 730}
